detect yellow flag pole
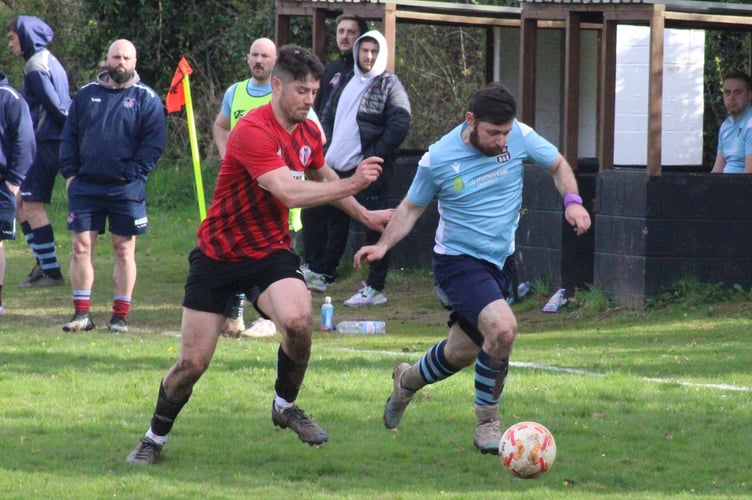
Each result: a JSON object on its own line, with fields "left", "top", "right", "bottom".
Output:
{"left": 181, "top": 73, "right": 207, "bottom": 221}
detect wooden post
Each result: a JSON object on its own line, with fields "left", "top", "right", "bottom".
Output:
{"left": 563, "top": 12, "right": 581, "bottom": 169}
{"left": 383, "top": 3, "right": 397, "bottom": 73}
{"left": 519, "top": 16, "right": 537, "bottom": 127}
{"left": 647, "top": 4, "right": 665, "bottom": 177}
{"left": 598, "top": 18, "right": 617, "bottom": 173}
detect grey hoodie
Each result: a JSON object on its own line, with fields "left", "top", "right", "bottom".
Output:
{"left": 325, "top": 30, "right": 389, "bottom": 171}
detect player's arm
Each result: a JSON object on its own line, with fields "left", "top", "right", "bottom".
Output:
{"left": 304, "top": 163, "right": 391, "bottom": 231}
{"left": 213, "top": 112, "right": 231, "bottom": 158}
{"left": 354, "top": 196, "right": 425, "bottom": 268}
{"left": 258, "top": 156, "right": 382, "bottom": 210}
{"left": 547, "top": 153, "right": 591, "bottom": 236}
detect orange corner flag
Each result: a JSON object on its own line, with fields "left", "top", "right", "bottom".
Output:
{"left": 166, "top": 57, "right": 193, "bottom": 113}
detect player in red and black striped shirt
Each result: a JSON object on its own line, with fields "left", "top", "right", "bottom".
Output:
{"left": 126, "top": 45, "right": 391, "bottom": 464}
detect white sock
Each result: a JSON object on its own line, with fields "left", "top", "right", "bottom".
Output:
{"left": 274, "top": 394, "right": 294, "bottom": 412}
{"left": 146, "top": 427, "right": 167, "bottom": 445}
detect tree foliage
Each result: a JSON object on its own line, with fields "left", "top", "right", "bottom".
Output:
{"left": 0, "top": 0, "right": 747, "bottom": 169}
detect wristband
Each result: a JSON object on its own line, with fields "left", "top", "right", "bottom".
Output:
{"left": 563, "top": 193, "right": 582, "bottom": 208}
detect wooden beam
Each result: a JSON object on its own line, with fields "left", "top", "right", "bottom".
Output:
{"left": 519, "top": 17, "right": 537, "bottom": 127}
{"left": 312, "top": 9, "right": 328, "bottom": 62}
{"left": 276, "top": 14, "right": 291, "bottom": 47}
{"left": 598, "top": 19, "right": 617, "bottom": 173}
{"left": 563, "top": 12, "right": 581, "bottom": 169}
{"left": 485, "top": 27, "right": 494, "bottom": 85}
{"left": 384, "top": 3, "right": 397, "bottom": 73}
{"left": 664, "top": 11, "right": 752, "bottom": 28}
{"left": 647, "top": 5, "right": 665, "bottom": 177}
{"left": 393, "top": 11, "right": 520, "bottom": 27}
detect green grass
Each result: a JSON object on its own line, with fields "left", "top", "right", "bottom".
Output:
{"left": 0, "top": 177, "right": 750, "bottom": 498}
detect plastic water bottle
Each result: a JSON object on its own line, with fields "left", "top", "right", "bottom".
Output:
{"left": 517, "top": 281, "right": 530, "bottom": 299}
{"left": 320, "top": 296, "right": 334, "bottom": 331}
{"left": 335, "top": 320, "right": 385, "bottom": 334}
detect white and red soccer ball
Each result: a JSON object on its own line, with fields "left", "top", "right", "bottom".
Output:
{"left": 499, "top": 421, "right": 557, "bottom": 478}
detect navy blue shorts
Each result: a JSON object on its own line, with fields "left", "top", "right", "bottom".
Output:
{"left": 0, "top": 183, "right": 17, "bottom": 241}
{"left": 67, "top": 179, "right": 148, "bottom": 236}
{"left": 182, "top": 247, "right": 304, "bottom": 318}
{"left": 21, "top": 141, "right": 60, "bottom": 203}
{"left": 432, "top": 252, "right": 513, "bottom": 346}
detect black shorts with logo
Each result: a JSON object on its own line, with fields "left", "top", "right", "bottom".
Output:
{"left": 182, "top": 247, "right": 304, "bottom": 318}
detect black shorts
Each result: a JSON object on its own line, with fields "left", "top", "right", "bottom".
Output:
{"left": 21, "top": 141, "right": 60, "bottom": 203}
{"left": 182, "top": 247, "right": 304, "bottom": 318}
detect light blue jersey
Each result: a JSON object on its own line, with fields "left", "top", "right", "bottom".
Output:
{"left": 716, "top": 105, "right": 752, "bottom": 174}
{"left": 407, "top": 119, "right": 558, "bottom": 270}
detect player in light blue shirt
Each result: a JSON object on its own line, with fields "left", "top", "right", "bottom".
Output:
{"left": 353, "top": 83, "right": 591, "bottom": 454}
{"left": 712, "top": 70, "right": 752, "bottom": 174}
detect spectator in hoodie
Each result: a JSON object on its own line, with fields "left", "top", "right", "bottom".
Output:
{"left": 0, "top": 72, "right": 35, "bottom": 313}
{"left": 59, "top": 39, "right": 166, "bottom": 333}
{"left": 312, "top": 13, "right": 368, "bottom": 117}
{"left": 6, "top": 15, "right": 70, "bottom": 287}
{"left": 303, "top": 30, "right": 410, "bottom": 306}
{"left": 302, "top": 14, "right": 368, "bottom": 282}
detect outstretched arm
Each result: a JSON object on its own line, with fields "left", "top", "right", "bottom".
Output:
{"left": 353, "top": 197, "right": 426, "bottom": 268}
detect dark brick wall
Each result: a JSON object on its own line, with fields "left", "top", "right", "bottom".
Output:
{"left": 515, "top": 163, "right": 596, "bottom": 295}
{"left": 594, "top": 169, "right": 752, "bottom": 307}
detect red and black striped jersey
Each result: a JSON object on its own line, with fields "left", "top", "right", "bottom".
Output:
{"left": 197, "top": 103, "right": 324, "bottom": 261}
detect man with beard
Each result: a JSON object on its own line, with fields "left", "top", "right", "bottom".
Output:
{"left": 125, "top": 45, "right": 390, "bottom": 464}
{"left": 213, "top": 37, "right": 322, "bottom": 335}
{"left": 213, "top": 37, "right": 278, "bottom": 335}
{"left": 59, "top": 39, "right": 166, "bottom": 333}
{"left": 6, "top": 15, "right": 70, "bottom": 287}
{"left": 353, "top": 83, "right": 591, "bottom": 454}
{"left": 213, "top": 37, "right": 277, "bottom": 158}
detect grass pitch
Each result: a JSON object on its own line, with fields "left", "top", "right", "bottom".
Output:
{"left": 0, "top": 173, "right": 749, "bottom": 498}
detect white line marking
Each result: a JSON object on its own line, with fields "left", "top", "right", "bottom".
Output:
{"left": 330, "top": 347, "right": 751, "bottom": 393}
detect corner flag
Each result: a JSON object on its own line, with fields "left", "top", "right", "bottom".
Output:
{"left": 167, "top": 57, "right": 206, "bottom": 220}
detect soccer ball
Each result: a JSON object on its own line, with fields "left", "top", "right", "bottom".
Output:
{"left": 499, "top": 421, "right": 556, "bottom": 478}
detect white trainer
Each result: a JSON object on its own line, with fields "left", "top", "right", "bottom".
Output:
{"left": 344, "top": 283, "right": 387, "bottom": 307}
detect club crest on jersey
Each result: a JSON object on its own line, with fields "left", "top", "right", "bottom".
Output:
{"left": 330, "top": 72, "right": 341, "bottom": 86}
{"left": 299, "top": 146, "right": 312, "bottom": 166}
{"left": 496, "top": 145, "right": 511, "bottom": 163}
{"left": 123, "top": 97, "right": 136, "bottom": 109}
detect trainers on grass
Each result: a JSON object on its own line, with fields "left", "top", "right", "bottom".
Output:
{"left": 473, "top": 403, "right": 501, "bottom": 454}
{"left": 126, "top": 437, "right": 163, "bottom": 464}
{"left": 344, "top": 283, "right": 387, "bottom": 307}
{"left": 305, "top": 271, "right": 329, "bottom": 293}
{"left": 24, "top": 273, "right": 64, "bottom": 288}
{"left": 19, "top": 264, "right": 43, "bottom": 287}
{"left": 272, "top": 403, "right": 328, "bottom": 446}
{"left": 383, "top": 362, "right": 415, "bottom": 429}
{"left": 62, "top": 312, "right": 95, "bottom": 332}
{"left": 108, "top": 316, "right": 128, "bottom": 333}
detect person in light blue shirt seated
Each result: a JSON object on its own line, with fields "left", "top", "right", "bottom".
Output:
{"left": 712, "top": 70, "right": 752, "bottom": 174}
